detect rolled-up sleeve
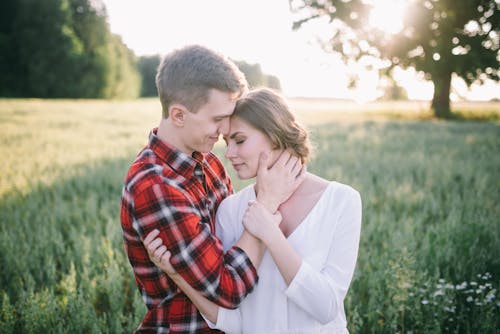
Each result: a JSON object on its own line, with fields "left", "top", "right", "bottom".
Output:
{"left": 285, "top": 190, "right": 362, "bottom": 324}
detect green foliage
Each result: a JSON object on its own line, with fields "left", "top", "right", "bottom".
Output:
{"left": 0, "top": 0, "right": 140, "bottom": 98}
{"left": 291, "top": 0, "right": 500, "bottom": 117}
{"left": 234, "top": 60, "right": 282, "bottom": 91}
{"left": 136, "top": 56, "right": 282, "bottom": 98}
{"left": 0, "top": 99, "right": 499, "bottom": 332}
{"left": 137, "top": 55, "right": 161, "bottom": 97}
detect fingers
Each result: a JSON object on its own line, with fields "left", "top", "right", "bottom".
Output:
{"left": 275, "top": 151, "right": 302, "bottom": 176}
{"left": 257, "top": 152, "right": 269, "bottom": 173}
{"left": 154, "top": 245, "right": 167, "bottom": 259}
{"left": 285, "top": 153, "right": 299, "bottom": 167}
{"left": 274, "top": 150, "right": 291, "bottom": 168}
{"left": 161, "top": 250, "right": 172, "bottom": 262}
{"left": 296, "top": 164, "right": 307, "bottom": 182}
{"left": 143, "top": 229, "right": 160, "bottom": 246}
{"left": 290, "top": 158, "right": 305, "bottom": 180}
{"left": 147, "top": 238, "right": 163, "bottom": 253}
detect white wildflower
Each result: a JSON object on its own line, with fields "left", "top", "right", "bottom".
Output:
{"left": 485, "top": 291, "right": 495, "bottom": 302}
{"left": 434, "top": 290, "right": 445, "bottom": 297}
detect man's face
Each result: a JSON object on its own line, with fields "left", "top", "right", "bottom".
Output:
{"left": 181, "top": 89, "right": 236, "bottom": 154}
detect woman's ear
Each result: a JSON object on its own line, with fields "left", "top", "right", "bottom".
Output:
{"left": 169, "top": 104, "right": 186, "bottom": 127}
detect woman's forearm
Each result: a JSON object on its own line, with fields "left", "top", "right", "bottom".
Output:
{"left": 265, "top": 233, "right": 302, "bottom": 285}
{"left": 168, "top": 273, "right": 219, "bottom": 323}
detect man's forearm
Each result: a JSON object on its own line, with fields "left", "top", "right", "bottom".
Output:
{"left": 169, "top": 273, "right": 219, "bottom": 323}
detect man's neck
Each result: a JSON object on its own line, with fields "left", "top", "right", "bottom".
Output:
{"left": 157, "top": 118, "right": 192, "bottom": 155}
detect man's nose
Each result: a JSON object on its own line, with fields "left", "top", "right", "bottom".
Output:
{"left": 219, "top": 118, "right": 230, "bottom": 136}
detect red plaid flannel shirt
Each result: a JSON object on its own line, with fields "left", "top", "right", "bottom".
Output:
{"left": 120, "top": 129, "right": 258, "bottom": 333}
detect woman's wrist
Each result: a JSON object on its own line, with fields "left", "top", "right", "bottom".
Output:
{"left": 262, "top": 224, "right": 283, "bottom": 248}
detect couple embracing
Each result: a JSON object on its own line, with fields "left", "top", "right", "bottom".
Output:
{"left": 120, "top": 45, "right": 362, "bottom": 334}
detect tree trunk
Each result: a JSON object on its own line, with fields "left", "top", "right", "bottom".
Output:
{"left": 431, "top": 71, "right": 452, "bottom": 118}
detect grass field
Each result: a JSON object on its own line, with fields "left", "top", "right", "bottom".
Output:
{"left": 1, "top": 98, "right": 499, "bottom": 333}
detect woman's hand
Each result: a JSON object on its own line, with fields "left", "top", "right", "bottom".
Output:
{"left": 243, "top": 200, "right": 283, "bottom": 245}
{"left": 143, "top": 229, "right": 177, "bottom": 275}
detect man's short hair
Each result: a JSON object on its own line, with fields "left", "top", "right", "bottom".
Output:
{"left": 156, "top": 45, "right": 248, "bottom": 118}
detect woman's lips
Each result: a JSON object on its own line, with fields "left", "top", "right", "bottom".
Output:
{"left": 232, "top": 163, "right": 244, "bottom": 170}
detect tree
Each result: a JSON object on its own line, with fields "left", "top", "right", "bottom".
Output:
{"left": 290, "top": 0, "right": 499, "bottom": 118}
{"left": 0, "top": 0, "right": 140, "bottom": 98}
{"left": 69, "top": 0, "right": 111, "bottom": 97}
{"left": 5, "top": 0, "right": 85, "bottom": 97}
{"left": 137, "top": 55, "right": 161, "bottom": 97}
{"left": 234, "top": 60, "right": 282, "bottom": 91}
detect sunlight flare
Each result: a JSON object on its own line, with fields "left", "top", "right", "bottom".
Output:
{"left": 369, "top": 0, "right": 408, "bottom": 34}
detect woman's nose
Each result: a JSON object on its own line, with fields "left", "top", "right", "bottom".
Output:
{"left": 225, "top": 144, "right": 235, "bottom": 158}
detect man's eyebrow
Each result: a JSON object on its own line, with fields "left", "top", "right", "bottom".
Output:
{"left": 214, "top": 113, "right": 232, "bottom": 119}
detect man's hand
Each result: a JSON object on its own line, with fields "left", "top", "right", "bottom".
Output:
{"left": 143, "top": 229, "right": 177, "bottom": 275}
{"left": 243, "top": 200, "right": 282, "bottom": 246}
{"left": 256, "top": 151, "right": 306, "bottom": 212}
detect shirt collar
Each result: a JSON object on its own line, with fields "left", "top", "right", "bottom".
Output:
{"left": 148, "top": 128, "right": 207, "bottom": 178}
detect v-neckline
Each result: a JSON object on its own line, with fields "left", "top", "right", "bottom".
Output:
{"left": 284, "top": 181, "right": 333, "bottom": 240}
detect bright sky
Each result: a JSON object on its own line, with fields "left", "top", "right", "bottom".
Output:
{"left": 102, "top": 0, "right": 499, "bottom": 101}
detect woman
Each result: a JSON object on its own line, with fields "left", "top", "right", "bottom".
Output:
{"left": 144, "top": 88, "right": 362, "bottom": 333}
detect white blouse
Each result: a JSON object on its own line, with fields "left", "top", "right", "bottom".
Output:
{"left": 206, "top": 181, "right": 362, "bottom": 334}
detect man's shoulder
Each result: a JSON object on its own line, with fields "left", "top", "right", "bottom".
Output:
{"left": 123, "top": 148, "right": 182, "bottom": 196}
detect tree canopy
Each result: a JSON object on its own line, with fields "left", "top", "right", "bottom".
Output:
{"left": 291, "top": 0, "right": 499, "bottom": 117}
{"left": 0, "top": 0, "right": 140, "bottom": 98}
{"left": 136, "top": 56, "right": 282, "bottom": 97}
{"left": 233, "top": 60, "right": 282, "bottom": 91}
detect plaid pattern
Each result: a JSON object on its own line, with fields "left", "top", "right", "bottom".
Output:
{"left": 121, "top": 129, "right": 258, "bottom": 333}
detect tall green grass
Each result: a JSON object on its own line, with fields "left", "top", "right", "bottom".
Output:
{"left": 1, "top": 99, "right": 498, "bottom": 333}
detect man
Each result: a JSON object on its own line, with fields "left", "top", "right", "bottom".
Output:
{"left": 120, "top": 45, "right": 303, "bottom": 333}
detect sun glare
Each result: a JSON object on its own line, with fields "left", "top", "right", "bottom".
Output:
{"left": 369, "top": 0, "right": 408, "bottom": 34}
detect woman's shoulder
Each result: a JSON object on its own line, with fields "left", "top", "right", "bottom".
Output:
{"left": 308, "top": 173, "right": 359, "bottom": 197}
{"left": 330, "top": 181, "right": 360, "bottom": 197}
{"left": 308, "top": 174, "right": 360, "bottom": 207}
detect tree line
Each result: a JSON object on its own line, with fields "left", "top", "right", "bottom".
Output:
{"left": 0, "top": 0, "right": 281, "bottom": 99}
{"left": 138, "top": 56, "right": 281, "bottom": 98}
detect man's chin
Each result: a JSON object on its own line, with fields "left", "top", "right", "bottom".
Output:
{"left": 198, "top": 144, "right": 215, "bottom": 153}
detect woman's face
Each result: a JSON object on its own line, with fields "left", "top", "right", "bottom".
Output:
{"left": 224, "top": 116, "right": 279, "bottom": 180}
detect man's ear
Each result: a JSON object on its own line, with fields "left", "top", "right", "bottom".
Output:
{"left": 169, "top": 104, "right": 186, "bottom": 126}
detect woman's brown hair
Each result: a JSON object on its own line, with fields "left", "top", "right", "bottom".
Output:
{"left": 233, "top": 88, "right": 312, "bottom": 163}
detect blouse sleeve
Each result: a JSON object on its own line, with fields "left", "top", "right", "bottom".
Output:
{"left": 215, "top": 197, "right": 240, "bottom": 252}
{"left": 202, "top": 196, "right": 244, "bottom": 333}
{"left": 284, "top": 189, "right": 362, "bottom": 324}
{"left": 201, "top": 307, "right": 242, "bottom": 333}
